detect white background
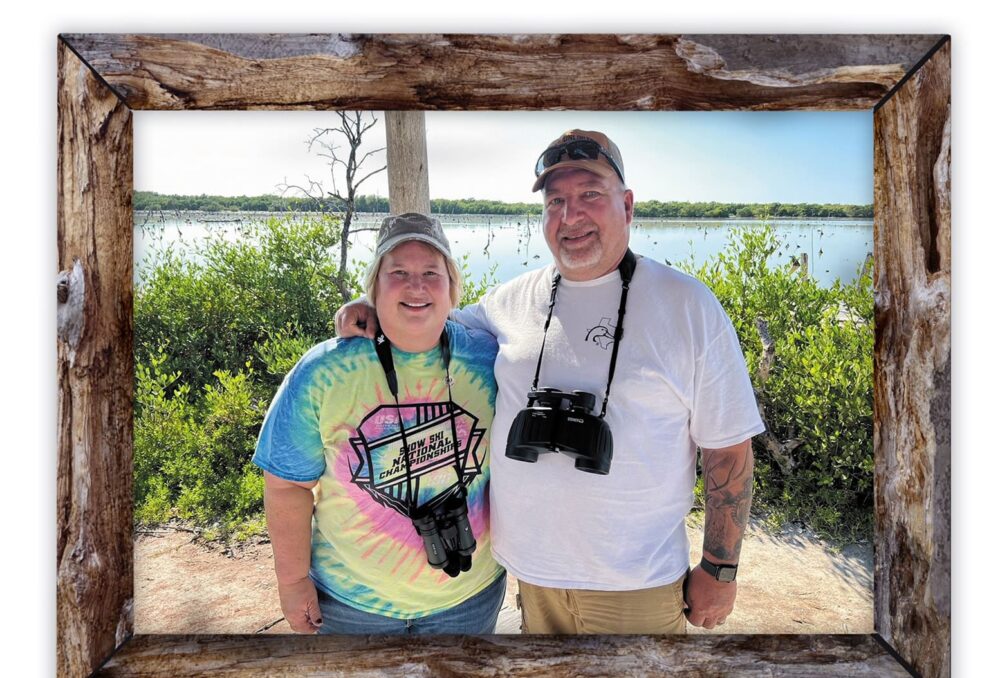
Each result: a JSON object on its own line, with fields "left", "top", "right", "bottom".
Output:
{"left": 6, "top": 3, "right": 988, "bottom": 674}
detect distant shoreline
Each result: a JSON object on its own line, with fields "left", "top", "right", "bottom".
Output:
{"left": 133, "top": 209, "right": 873, "bottom": 223}
{"left": 134, "top": 191, "right": 874, "bottom": 220}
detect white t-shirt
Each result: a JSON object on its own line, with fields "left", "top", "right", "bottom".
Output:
{"left": 454, "top": 256, "right": 765, "bottom": 590}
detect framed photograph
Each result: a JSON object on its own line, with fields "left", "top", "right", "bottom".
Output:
{"left": 56, "top": 33, "right": 950, "bottom": 677}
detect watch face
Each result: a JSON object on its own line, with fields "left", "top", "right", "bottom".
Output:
{"left": 718, "top": 567, "right": 737, "bottom": 583}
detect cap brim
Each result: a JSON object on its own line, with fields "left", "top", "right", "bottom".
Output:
{"left": 532, "top": 160, "right": 619, "bottom": 192}
{"left": 374, "top": 233, "right": 452, "bottom": 261}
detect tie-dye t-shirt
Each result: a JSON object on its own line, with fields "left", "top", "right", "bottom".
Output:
{"left": 253, "top": 321, "right": 503, "bottom": 619}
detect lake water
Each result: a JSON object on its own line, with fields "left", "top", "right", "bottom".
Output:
{"left": 134, "top": 212, "right": 874, "bottom": 288}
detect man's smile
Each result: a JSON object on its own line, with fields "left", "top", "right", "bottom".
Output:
{"left": 560, "top": 230, "right": 597, "bottom": 249}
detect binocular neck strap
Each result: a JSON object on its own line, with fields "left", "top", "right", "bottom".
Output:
{"left": 373, "top": 325, "right": 465, "bottom": 513}
{"left": 530, "top": 249, "right": 638, "bottom": 418}
{"left": 530, "top": 270, "right": 562, "bottom": 392}
{"left": 441, "top": 339, "right": 466, "bottom": 497}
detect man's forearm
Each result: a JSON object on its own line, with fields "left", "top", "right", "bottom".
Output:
{"left": 264, "top": 479, "right": 317, "bottom": 585}
{"left": 701, "top": 440, "right": 754, "bottom": 564}
{"left": 448, "top": 301, "right": 490, "bottom": 332}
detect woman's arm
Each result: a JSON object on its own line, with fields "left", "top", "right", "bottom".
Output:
{"left": 263, "top": 470, "right": 323, "bottom": 633}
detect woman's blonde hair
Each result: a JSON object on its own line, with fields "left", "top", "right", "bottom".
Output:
{"left": 363, "top": 242, "right": 463, "bottom": 309}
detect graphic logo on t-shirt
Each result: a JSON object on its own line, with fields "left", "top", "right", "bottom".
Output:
{"left": 585, "top": 317, "right": 617, "bottom": 350}
{"left": 348, "top": 402, "right": 485, "bottom": 515}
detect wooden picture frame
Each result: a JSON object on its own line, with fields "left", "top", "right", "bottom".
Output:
{"left": 56, "top": 34, "right": 950, "bottom": 677}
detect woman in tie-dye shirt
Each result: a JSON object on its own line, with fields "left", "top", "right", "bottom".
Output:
{"left": 254, "top": 213, "right": 505, "bottom": 634}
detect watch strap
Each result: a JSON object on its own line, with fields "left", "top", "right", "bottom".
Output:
{"left": 700, "top": 556, "right": 738, "bottom": 582}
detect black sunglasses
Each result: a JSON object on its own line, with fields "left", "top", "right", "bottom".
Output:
{"left": 534, "top": 138, "right": 625, "bottom": 184}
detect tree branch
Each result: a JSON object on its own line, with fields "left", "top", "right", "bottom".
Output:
{"left": 354, "top": 165, "right": 389, "bottom": 191}
{"left": 751, "top": 318, "right": 800, "bottom": 474}
{"left": 755, "top": 317, "right": 775, "bottom": 383}
{"left": 357, "top": 147, "right": 387, "bottom": 166}
{"left": 282, "top": 112, "right": 389, "bottom": 305}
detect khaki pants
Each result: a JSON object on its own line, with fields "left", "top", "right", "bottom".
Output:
{"left": 518, "top": 574, "right": 688, "bottom": 634}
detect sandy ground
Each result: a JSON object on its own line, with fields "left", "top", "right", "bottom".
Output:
{"left": 134, "top": 517, "right": 872, "bottom": 635}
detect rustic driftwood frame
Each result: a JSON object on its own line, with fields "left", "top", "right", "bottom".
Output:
{"left": 56, "top": 34, "right": 950, "bottom": 677}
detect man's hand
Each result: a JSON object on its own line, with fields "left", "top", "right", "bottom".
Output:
{"left": 684, "top": 564, "right": 737, "bottom": 629}
{"left": 334, "top": 299, "right": 376, "bottom": 339}
{"left": 277, "top": 576, "right": 323, "bottom": 633}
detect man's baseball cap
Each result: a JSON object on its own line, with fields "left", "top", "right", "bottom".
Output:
{"left": 373, "top": 212, "right": 452, "bottom": 261}
{"left": 532, "top": 129, "right": 626, "bottom": 192}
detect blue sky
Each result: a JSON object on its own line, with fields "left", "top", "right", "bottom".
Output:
{"left": 136, "top": 110, "right": 872, "bottom": 205}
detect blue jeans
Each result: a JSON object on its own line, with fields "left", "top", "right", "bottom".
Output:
{"left": 316, "top": 573, "right": 506, "bottom": 635}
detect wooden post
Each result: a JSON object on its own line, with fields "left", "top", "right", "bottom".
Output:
{"left": 385, "top": 111, "right": 431, "bottom": 215}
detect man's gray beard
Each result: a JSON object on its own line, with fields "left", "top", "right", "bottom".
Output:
{"left": 557, "top": 240, "right": 604, "bottom": 274}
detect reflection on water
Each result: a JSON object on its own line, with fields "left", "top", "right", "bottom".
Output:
{"left": 134, "top": 212, "right": 874, "bottom": 288}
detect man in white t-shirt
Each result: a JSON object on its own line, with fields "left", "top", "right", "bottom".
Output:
{"left": 337, "top": 129, "right": 764, "bottom": 633}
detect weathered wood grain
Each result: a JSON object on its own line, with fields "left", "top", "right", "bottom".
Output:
{"left": 60, "top": 33, "right": 942, "bottom": 111}
{"left": 676, "top": 34, "right": 939, "bottom": 88}
{"left": 97, "top": 634, "right": 910, "bottom": 677}
{"left": 873, "top": 39, "right": 951, "bottom": 678}
{"left": 57, "top": 40, "right": 134, "bottom": 678}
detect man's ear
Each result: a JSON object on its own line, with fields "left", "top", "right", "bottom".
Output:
{"left": 623, "top": 188, "right": 635, "bottom": 224}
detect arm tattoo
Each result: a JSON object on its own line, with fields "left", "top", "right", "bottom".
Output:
{"left": 702, "top": 446, "right": 754, "bottom": 563}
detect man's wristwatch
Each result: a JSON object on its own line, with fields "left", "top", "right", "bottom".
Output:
{"left": 700, "top": 557, "right": 738, "bottom": 583}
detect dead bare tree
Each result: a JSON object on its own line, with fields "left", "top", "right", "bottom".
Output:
{"left": 278, "top": 111, "right": 387, "bottom": 303}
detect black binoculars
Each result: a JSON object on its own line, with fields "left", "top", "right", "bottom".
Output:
{"left": 505, "top": 388, "right": 614, "bottom": 475}
{"left": 410, "top": 487, "right": 476, "bottom": 578}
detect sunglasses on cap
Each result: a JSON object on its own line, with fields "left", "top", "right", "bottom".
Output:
{"left": 534, "top": 138, "right": 625, "bottom": 184}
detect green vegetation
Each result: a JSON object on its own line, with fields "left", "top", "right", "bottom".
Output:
{"left": 134, "top": 215, "right": 872, "bottom": 543}
{"left": 134, "top": 191, "right": 873, "bottom": 219}
{"left": 679, "top": 227, "right": 873, "bottom": 543}
{"left": 134, "top": 215, "right": 349, "bottom": 535}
